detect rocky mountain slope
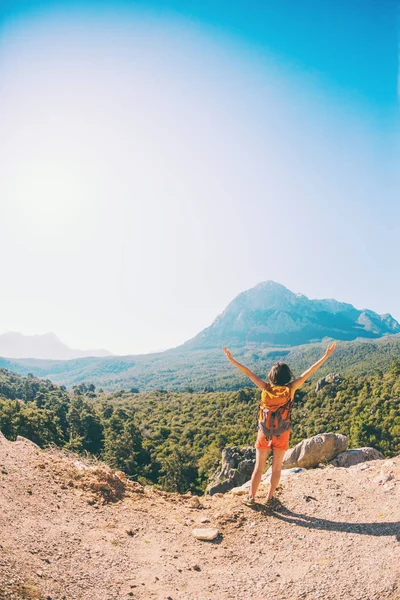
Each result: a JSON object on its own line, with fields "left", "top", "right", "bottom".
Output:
{"left": 184, "top": 281, "right": 400, "bottom": 348}
{"left": 0, "top": 332, "right": 112, "bottom": 360}
{"left": 1, "top": 431, "right": 399, "bottom": 600}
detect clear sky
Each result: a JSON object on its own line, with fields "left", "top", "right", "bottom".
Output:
{"left": 0, "top": 1, "right": 399, "bottom": 355}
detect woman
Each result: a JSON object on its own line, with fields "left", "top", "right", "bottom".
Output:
{"left": 222, "top": 342, "right": 336, "bottom": 505}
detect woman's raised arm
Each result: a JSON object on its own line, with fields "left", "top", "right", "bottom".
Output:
{"left": 290, "top": 342, "right": 336, "bottom": 393}
{"left": 222, "top": 347, "right": 267, "bottom": 390}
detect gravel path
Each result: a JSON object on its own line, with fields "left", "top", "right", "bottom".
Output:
{"left": 0, "top": 433, "right": 399, "bottom": 600}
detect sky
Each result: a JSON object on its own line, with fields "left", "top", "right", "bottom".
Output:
{"left": 0, "top": 0, "right": 399, "bottom": 355}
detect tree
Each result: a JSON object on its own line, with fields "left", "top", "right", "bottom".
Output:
{"left": 102, "top": 408, "right": 147, "bottom": 477}
{"left": 159, "top": 445, "right": 198, "bottom": 493}
{"left": 389, "top": 360, "right": 400, "bottom": 377}
{"left": 12, "top": 403, "right": 64, "bottom": 447}
{"left": 66, "top": 397, "right": 103, "bottom": 454}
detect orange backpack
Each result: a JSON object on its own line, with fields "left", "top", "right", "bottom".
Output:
{"left": 258, "top": 385, "right": 293, "bottom": 440}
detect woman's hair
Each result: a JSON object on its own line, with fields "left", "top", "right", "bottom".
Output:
{"left": 268, "top": 362, "right": 293, "bottom": 386}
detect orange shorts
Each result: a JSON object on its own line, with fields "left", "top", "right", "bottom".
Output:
{"left": 255, "top": 428, "right": 290, "bottom": 451}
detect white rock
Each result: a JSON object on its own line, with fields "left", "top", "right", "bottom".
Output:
{"left": 283, "top": 433, "right": 348, "bottom": 469}
{"left": 383, "top": 482, "right": 396, "bottom": 492}
{"left": 230, "top": 488, "right": 248, "bottom": 496}
{"left": 192, "top": 528, "right": 219, "bottom": 541}
{"left": 371, "top": 472, "right": 394, "bottom": 485}
{"left": 73, "top": 460, "right": 90, "bottom": 471}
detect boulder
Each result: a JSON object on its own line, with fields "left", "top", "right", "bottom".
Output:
{"left": 330, "top": 447, "right": 384, "bottom": 468}
{"left": 315, "top": 373, "right": 342, "bottom": 393}
{"left": 206, "top": 446, "right": 255, "bottom": 495}
{"left": 211, "top": 433, "right": 349, "bottom": 495}
{"left": 282, "top": 433, "right": 348, "bottom": 469}
{"left": 0, "top": 430, "right": 8, "bottom": 444}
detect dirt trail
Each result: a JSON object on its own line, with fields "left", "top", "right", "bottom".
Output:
{"left": 0, "top": 433, "right": 399, "bottom": 600}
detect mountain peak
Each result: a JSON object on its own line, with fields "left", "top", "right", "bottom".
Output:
{"left": 251, "top": 280, "right": 297, "bottom": 295}
{"left": 254, "top": 280, "right": 290, "bottom": 289}
{"left": 0, "top": 332, "right": 112, "bottom": 360}
{"left": 40, "top": 332, "right": 61, "bottom": 342}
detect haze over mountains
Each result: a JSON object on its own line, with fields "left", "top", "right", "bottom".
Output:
{"left": 2, "top": 282, "right": 398, "bottom": 361}
{"left": 0, "top": 332, "right": 112, "bottom": 360}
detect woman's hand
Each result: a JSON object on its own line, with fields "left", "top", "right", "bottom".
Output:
{"left": 222, "top": 347, "right": 233, "bottom": 361}
{"left": 324, "top": 342, "right": 336, "bottom": 358}
{"left": 292, "top": 341, "right": 337, "bottom": 392}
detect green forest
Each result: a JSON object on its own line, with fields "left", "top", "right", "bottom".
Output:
{"left": 1, "top": 359, "right": 399, "bottom": 494}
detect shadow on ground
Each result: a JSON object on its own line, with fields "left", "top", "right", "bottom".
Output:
{"left": 253, "top": 499, "right": 400, "bottom": 539}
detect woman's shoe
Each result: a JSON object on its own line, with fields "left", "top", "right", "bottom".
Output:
{"left": 243, "top": 496, "right": 256, "bottom": 506}
{"left": 265, "top": 497, "right": 279, "bottom": 509}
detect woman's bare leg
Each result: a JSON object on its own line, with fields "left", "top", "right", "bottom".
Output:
{"left": 250, "top": 449, "right": 269, "bottom": 499}
{"left": 267, "top": 448, "right": 286, "bottom": 499}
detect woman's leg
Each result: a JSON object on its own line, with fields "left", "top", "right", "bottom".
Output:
{"left": 267, "top": 448, "right": 286, "bottom": 499}
{"left": 249, "top": 448, "right": 269, "bottom": 499}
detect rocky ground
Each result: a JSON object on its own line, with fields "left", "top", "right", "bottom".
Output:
{"left": 0, "top": 432, "right": 399, "bottom": 600}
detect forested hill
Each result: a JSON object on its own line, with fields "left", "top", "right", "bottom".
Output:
{"left": 0, "top": 362, "right": 399, "bottom": 494}
{"left": 1, "top": 334, "right": 400, "bottom": 392}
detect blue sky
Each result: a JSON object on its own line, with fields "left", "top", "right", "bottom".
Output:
{"left": 0, "top": 1, "right": 399, "bottom": 354}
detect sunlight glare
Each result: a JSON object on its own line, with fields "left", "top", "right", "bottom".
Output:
{"left": 6, "top": 155, "right": 88, "bottom": 240}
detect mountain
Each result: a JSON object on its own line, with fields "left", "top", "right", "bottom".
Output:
{"left": 1, "top": 282, "right": 400, "bottom": 391}
{"left": 184, "top": 281, "right": 400, "bottom": 348}
{"left": 0, "top": 331, "right": 112, "bottom": 360}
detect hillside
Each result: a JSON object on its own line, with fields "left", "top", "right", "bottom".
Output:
{"left": 0, "top": 432, "right": 399, "bottom": 600}
{"left": 0, "top": 331, "right": 112, "bottom": 360}
{"left": 1, "top": 363, "right": 399, "bottom": 495}
{"left": 2, "top": 334, "right": 400, "bottom": 392}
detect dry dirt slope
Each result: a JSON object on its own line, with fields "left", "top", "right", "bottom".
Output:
{"left": 0, "top": 431, "right": 399, "bottom": 600}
